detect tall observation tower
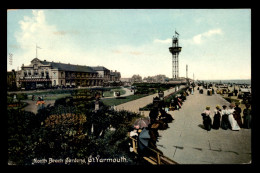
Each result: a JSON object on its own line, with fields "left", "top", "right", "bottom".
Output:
{"left": 169, "top": 31, "right": 182, "bottom": 79}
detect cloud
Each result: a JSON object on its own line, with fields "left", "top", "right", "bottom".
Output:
{"left": 53, "top": 31, "right": 66, "bottom": 35}
{"left": 191, "top": 29, "right": 223, "bottom": 44}
{"left": 11, "top": 10, "right": 85, "bottom": 69}
{"left": 111, "top": 47, "right": 143, "bottom": 56}
{"left": 11, "top": 10, "right": 171, "bottom": 78}
{"left": 153, "top": 38, "right": 171, "bottom": 44}
{"left": 112, "top": 50, "right": 122, "bottom": 54}
{"left": 15, "top": 10, "right": 57, "bottom": 50}
{"left": 129, "top": 51, "right": 142, "bottom": 55}
{"left": 53, "top": 30, "right": 80, "bottom": 36}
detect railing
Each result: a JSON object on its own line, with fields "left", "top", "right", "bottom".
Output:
{"left": 129, "top": 136, "right": 178, "bottom": 165}
{"left": 65, "top": 76, "right": 103, "bottom": 80}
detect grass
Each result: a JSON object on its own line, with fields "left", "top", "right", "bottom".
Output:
{"left": 101, "top": 94, "right": 148, "bottom": 106}
{"left": 7, "top": 101, "right": 28, "bottom": 110}
{"left": 27, "top": 93, "right": 71, "bottom": 100}
{"left": 103, "top": 88, "right": 126, "bottom": 97}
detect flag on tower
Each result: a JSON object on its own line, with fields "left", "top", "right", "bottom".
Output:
{"left": 175, "top": 31, "right": 179, "bottom": 35}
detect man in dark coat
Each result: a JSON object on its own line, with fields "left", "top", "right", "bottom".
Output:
{"left": 234, "top": 102, "right": 242, "bottom": 127}
{"left": 149, "top": 108, "right": 159, "bottom": 124}
{"left": 159, "top": 109, "right": 174, "bottom": 123}
{"left": 243, "top": 104, "right": 251, "bottom": 129}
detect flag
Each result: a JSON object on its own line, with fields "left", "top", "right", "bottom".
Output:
{"left": 36, "top": 44, "right": 42, "bottom": 49}
{"left": 175, "top": 31, "right": 179, "bottom": 35}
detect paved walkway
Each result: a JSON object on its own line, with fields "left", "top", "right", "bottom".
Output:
{"left": 102, "top": 86, "right": 134, "bottom": 99}
{"left": 116, "top": 86, "right": 185, "bottom": 114}
{"left": 23, "top": 100, "right": 55, "bottom": 114}
{"left": 157, "top": 88, "right": 251, "bottom": 164}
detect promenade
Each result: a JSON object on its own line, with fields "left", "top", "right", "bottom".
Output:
{"left": 116, "top": 86, "right": 185, "bottom": 115}
{"left": 157, "top": 88, "right": 251, "bottom": 164}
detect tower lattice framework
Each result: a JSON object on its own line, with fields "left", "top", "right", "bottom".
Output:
{"left": 169, "top": 31, "right": 182, "bottom": 79}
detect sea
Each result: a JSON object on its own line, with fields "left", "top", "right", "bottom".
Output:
{"left": 201, "top": 79, "right": 251, "bottom": 85}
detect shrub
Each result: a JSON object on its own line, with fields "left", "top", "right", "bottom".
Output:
{"left": 8, "top": 99, "right": 141, "bottom": 165}
{"left": 8, "top": 109, "right": 39, "bottom": 165}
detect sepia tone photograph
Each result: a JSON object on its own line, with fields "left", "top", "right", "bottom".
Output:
{"left": 7, "top": 9, "right": 251, "bottom": 165}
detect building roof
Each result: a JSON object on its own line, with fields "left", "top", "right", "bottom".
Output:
{"left": 26, "top": 58, "right": 113, "bottom": 74}
{"left": 39, "top": 60, "right": 97, "bottom": 73}
{"left": 110, "top": 71, "right": 121, "bottom": 77}
{"left": 91, "top": 66, "right": 110, "bottom": 71}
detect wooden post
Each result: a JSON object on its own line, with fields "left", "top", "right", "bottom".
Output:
{"left": 132, "top": 139, "right": 136, "bottom": 153}
{"left": 157, "top": 153, "right": 161, "bottom": 165}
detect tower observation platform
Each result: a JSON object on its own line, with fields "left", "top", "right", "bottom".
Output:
{"left": 169, "top": 31, "right": 182, "bottom": 80}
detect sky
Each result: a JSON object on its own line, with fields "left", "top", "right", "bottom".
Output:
{"left": 7, "top": 9, "right": 251, "bottom": 80}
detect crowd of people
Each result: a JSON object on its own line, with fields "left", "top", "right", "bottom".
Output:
{"left": 128, "top": 107, "right": 173, "bottom": 159}
{"left": 128, "top": 87, "right": 193, "bottom": 159}
{"left": 201, "top": 102, "right": 251, "bottom": 131}
{"left": 169, "top": 88, "right": 191, "bottom": 111}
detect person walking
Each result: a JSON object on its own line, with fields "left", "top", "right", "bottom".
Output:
{"left": 212, "top": 105, "right": 222, "bottom": 129}
{"left": 242, "top": 104, "right": 251, "bottom": 129}
{"left": 221, "top": 105, "right": 230, "bottom": 130}
{"left": 201, "top": 106, "right": 212, "bottom": 131}
{"left": 174, "top": 96, "right": 181, "bottom": 110}
{"left": 234, "top": 102, "right": 243, "bottom": 127}
{"left": 228, "top": 103, "right": 240, "bottom": 131}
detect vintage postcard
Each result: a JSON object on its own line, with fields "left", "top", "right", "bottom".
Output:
{"left": 7, "top": 9, "right": 251, "bottom": 165}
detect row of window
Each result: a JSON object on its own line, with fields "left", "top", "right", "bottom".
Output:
{"left": 52, "top": 79, "right": 103, "bottom": 86}
{"left": 24, "top": 71, "right": 49, "bottom": 77}
{"left": 22, "top": 70, "right": 107, "bottom": 78}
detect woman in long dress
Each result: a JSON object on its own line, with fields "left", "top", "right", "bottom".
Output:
{"left": 201, "top": 106, "right": 212, "bottom": 131}
{"left": 228, "top": 103, "right": 240, "bottom": 131}
{"left": 221, "top": 105, "right": 230, "bottom": 130}
{"left": 212, "top": 105, "right": 221, "bottom": 129}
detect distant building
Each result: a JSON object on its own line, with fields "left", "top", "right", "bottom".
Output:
{"left": 143, "top": 74, "right": 166, "bottom": 83}
{"left": 105, "top": 70, "right": 121, "bottom": 86}
{"left": 110, "top": 70, "right": 121, "bottom": 81}
{"left": 120, "top": 78, "right": 131, "bottom": 86}
{"left": 7, "top": 69, "right": 17, "bottom": 91}
{"left": 16, "top": 58, "right": 121, "bottom": 89}
{"left": 130, "top": 74, "right": 142, "bottom": 83}
{"left": 91, "top": 66, "right": 111, "bottom": 82}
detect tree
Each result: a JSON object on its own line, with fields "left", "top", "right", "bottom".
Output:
{"left": 8, "top": 109, "right": 39, "bottom": 165}
{"left": 8, "top": 100, "right": 141, "bottom": 165}
{"left": 130, "top": 74, "right": 142, "bottom": 83}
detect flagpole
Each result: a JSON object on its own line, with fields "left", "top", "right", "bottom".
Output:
{"left": 36, "top": 44, "right": 37, "bottom": 58}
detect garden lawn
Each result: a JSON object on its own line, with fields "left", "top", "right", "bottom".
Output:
{"left": 27, "top": 94, "right": 71, "bottom": 100}
{"left": 103, "top": 88, "right": 126, "bottom": 97}
{"left": 101, "top": 94, "right": 148, "bottom": 106}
